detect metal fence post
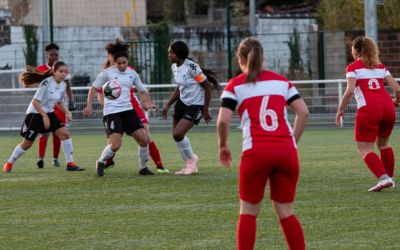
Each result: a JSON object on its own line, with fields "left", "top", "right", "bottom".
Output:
{"left": 338, "top": 80, "right": 343, "bottom": 105}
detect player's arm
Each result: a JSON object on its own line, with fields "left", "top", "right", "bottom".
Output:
{"left": 336, "top": 77, "right": 356, "bottom": 127}
{"left": 385, "top": 75, "right": 400, "bottom": 105}
{"left": 65, "top": 79, "right": 77, "bottom": 111}
{"left": 97, "top": 89, "right": 105, "bottom": 106}
{"left": 289, "top": 98, "right": 308, "bottom": 144}
{"left": 83, "top": 86, "right": 98, "bottom": 116}
{"left": 162, "top": 87, "right": 180, "bottom": 119}
{"left": 138, "top": 90, "right": 156, "bottom": 111}
{"left": 199, "top": 80, "right": 212, "bottom": 123}
{"left": 55, "top": 101, "right": 72, "bottom": 121}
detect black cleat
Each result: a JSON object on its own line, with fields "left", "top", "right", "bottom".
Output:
{"left": 96, "top": 161, "right": 105, "bottom": 176}
{"left": 53, "top": 159, "right": 61, "bottom": 167}
{"left": 139, "top": 167, "right": 155, "bottom": 175}
{"left": 66, "top": 163, "right": 85, "bottom": 171}
{"left": 37, "top": 159, "right": 44, "bottom": 169}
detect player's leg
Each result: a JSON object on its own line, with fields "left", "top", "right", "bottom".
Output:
{"left": 237, "top": 200, "right": 261, "bottom": 250}
{"left": 3, "top": 139, "right": 34, "bottom": 173}
{"left": 131, "top": 128, "right": 153, "bottom": 175}
{"left": 144, "top": 123, "right": 169, "bottom": 174}
{"left": 52, "top": 105, "right": 66, "bottom": 167}
{"left": 104, "top": 137, "right": 115, "bottom": 168}
{"left": 97, "top": 133, "right": 122, "bottom": 176}
{"left": 173, "top": 119, "right": 197, "bottom": 175}
{"left": 37, "top": 133, "right": 49, "bottom": 168}
{"left": 54, "top": 127, "right": 85, "bottom": 171}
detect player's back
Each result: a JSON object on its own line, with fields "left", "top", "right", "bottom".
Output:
{"left": 223, "top": 70, "right": 299, "bottom": 150}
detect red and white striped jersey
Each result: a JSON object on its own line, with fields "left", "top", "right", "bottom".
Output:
{"left": 221, "top": 70, "right": 300, "bottom": 151}
{"left": 346, "top": 59, "right": 392, "bottom": 109}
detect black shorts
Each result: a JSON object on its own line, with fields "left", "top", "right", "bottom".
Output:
{"left": 20, "top": 112, "right": 64, "bottom": 142}
{"left": 173, "top": 99, "right": 204, "bottom": 125}
{"left": 103, "top": 109, "right": 144, "bottom": 137}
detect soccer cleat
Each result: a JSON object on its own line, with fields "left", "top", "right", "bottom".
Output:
{"left": 104, "top": 159, "right": 115, "bottom": 169}
{"left": 368, "top": 178, "right": 394, "bottom": 192}
{"left": 53, "top": 159, "right": 61, "bottom": 167}
{"left": 156, "top": 167, "right": 170, "bottom": 174}
{"left": 37, "top": 159, "right": 44, "bottom": 169}
{"left": 66, "top": 162, "right": 85, "bottom": 172}
{"left": 96, "top": 161, "right": 105, "bottom": 177}
{"left": 174, "top": 166, "right": 187, "bottom": 175}
{"left": 139, "top": 167, "right": 155, "bottom": 175}
{"left": 183, "top": 165, "right": 199, "bottom": 175}
{"left": 3, "top": 162, "right": 13, "bottom": 173}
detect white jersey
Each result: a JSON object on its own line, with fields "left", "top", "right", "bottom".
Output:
{"left": 93, "top": 65, "right": 146, "bottom": 116}
{"left": 26, "top": 76, "right": 66, "bottom": 114}
{"left": 172, "top": 59, "right": 207, "bottom": 106}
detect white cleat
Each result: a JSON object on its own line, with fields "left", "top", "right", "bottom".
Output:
{"left": 175, "top": 166, "right": 187, "bottom": 175}
{"left": 368, "top": 178, "right": 394, "bottom": 192}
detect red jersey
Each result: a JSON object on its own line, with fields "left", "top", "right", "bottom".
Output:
{"left": 346, "top": 59, "right": 392, "bottom": 109}
{"left": 37, "top": 64, "right": 50, "bottom": 73}
{"left": 221, "top": 70, "right": 300, "bottom": 151}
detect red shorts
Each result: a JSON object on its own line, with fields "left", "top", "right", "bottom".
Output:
{"left": 53, "top": 105, "right": 66, "bottom": 124}
{"left": 239, "top": 144, "right": 299, "bottom": 204}
{"left": 355, "top": 101, "right": 395, "bottom": 142}
{"left": 130, "top": 96, "right": 148, "bottom": 124}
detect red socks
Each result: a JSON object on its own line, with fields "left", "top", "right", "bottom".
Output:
{"left": 380, "top": 148, "right": 394, "bottom": 177}
{"left": 38, "top": 135, "right": 48, "bottom": 159}
{"left": 149, "top": 141, "right": 163, "bottom": 168}
{"left": 237, "top": 214, "right": 256, "bottom": 250}
{"left": 52, "top": 134, "right": 61, "bottom": 159}
{"left": 279, "top": 215, "right": 305, "bottom": 250}
{"left": 364, "top": 152, "right": 387, "bottom": 178}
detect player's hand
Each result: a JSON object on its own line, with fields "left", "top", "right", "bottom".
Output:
{"left": 203, "top": 109, "right": 212, "bottom": 124}
{"left": 83, "top": 106, "right": 92, "bottom": 117}
{"left": 68, "top": 100, "right": 77, "bottom": 111}
{"left": 162, "top": 103, "right": 170, "bottom": 120}
{"left": 43, "top": 115, "right": 50, "bottom": 130}
{"left": 141, "top": 101, "right": 158, "bottom": 111}
{"left": 335, "top": 111, "right": 344, "bottom": 128}
{"left": 66, "top": 112, "right": 73, "bottom": 121}
{"left": 219, "top": 146, "right": 232, "bottom": 168}
{"left": 393, "top": 98, "right": 399, "bottom": 107}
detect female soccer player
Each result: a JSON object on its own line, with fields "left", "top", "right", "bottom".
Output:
{"left": 96, "top": 41, "right": 169, "bottom": 174}
{"left": 336, "top": 36, "right": 400, "bottom": 192}
{"left": 217, "top": 37, "right": 308, "bottom": 250}
{"left": 36, "top": 43, "right": 76, "bottom": 169}
{"left": 162, "top": 40, "right": 220, "bottom": 175}
{"left": 3, "top": 61, "right": 84, "bottom": 173}
{"left": 83, "top": 42, "right": 156, "bottom": 177}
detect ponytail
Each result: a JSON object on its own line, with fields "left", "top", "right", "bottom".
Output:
{"left": 19, "top": 61, "right": 67, "bottom": 87}
{"left": 236, "top": 37, "right": 264, "bottom": 83}
{"left": 352, "top": 36, "right": 380, "bottom": 69}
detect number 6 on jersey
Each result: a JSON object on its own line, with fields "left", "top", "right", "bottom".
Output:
{"left": 259, "top": 96, "right": 278, "bottom": 132}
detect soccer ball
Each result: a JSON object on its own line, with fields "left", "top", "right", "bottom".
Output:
{"left": 103, "top": 80, "right": 122, "bottom": 100}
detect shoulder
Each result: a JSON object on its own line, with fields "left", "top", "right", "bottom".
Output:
{"left": 224, "top": 73, "right": 247, "bottom": 92}
{"left": 346, "top": 60, "right": 363, "bottom": 72}
{"left": 259, "top": 70, "right": 289, "bottom": 82}
{"left": 39, "top": 77, "right": 52, "bottom": 87}
{"left": 37, "top": 64, "right": 49, "bottom": 72}
{"left": 184, "top": 59, "right": 201, "bottom": 71}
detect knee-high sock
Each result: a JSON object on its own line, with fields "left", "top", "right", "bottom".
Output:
{"left": 175, "top": 137, "right": 194, "bottom": 161}
{"left": 149, "top": 141, "right": 163, "bottom": 168}
{"left": 364, "top": 152, "right": 387, "bottom": 178}
{"left": 138, "top": 146, "right": 149, "bottom": 170}
{"left": 279, "top": 215, "right": 305, "bottom": 250}
{"left": 8, "top": 144, "right": 26, "bottom": 164}
{"left": 99, "top": 144, "right": 115, "bottom": 163}
{"left": 380, "top": 148, "right": 395, "bottom": 177}
{"left": 237, "top": 214, "right": 256, "bottom": 250}
{"left": 52, "top": 133, "right": 61, "bottom": 159}
{"left": 38, "top": 135, "right": 48, "bottom": 159}
{"left": 61, "top": 138, "right": 74, "bottom": 164}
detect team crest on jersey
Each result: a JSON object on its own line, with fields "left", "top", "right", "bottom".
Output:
{"left": 188, "top": 63, "right": 197, "bottom": 71}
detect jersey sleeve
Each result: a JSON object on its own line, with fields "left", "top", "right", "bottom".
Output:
{"left": 132, "top": 71, "right": 146, "bottom": 92}
{"left": 346, "top": 64, "right": 356, "bottom": 79}
{"left": 188, "top": 62, "right": 207, "bottom": 83}
{"left": 220, "top": 79, "right": 237, "bottom": 111}
{"left": 92, "top": 70, "right": 108, "bottom": 90}
{"left": 383, "top": 65, "right": 391, "bottom": 78}
{"left": 286, "top": 81, "right": 301, "bottom": 105}
{"left": 33, "top": 79, "right": 49, "bottom": 102}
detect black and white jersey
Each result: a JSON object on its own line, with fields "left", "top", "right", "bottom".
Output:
{"left": 172, "top": 59, "right": 207, "bottom": 106}
{"left": 93, "top": 65, "right": 146, "bottom": 116}
{"left": 26, "top": 76, "right": 66, "bottom": 114}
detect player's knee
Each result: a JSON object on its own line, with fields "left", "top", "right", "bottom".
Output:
{"left": 172, "top": 132, "right": 184, "bottom": 142}
{"left": 21, "top": 140, "right": 33, "bottom": 150}
{"left": 137, "top": 137, "right": 149, "bottom": 147}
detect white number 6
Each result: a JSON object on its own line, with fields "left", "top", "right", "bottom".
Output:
{"left": 259, "top": 96, "right": 278, "bottom": 132}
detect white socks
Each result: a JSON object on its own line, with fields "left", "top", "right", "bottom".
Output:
{"left": 176, "top": 137, "right": 194, "bottom": 161}
{"left": 99, "top": 144, "right": 115, "bottom": 163}
{"left": 61, "top": 138, "right": 74, "bottom": 163}
{"left": 138, "top": 146, "right": 149, "bottom": 170}
{"left": 8, "top": 144, "right": 26, "bottom": 164}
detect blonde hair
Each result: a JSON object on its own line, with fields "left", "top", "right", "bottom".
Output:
{"left": 352, "top": 36, "right": 380, "bottom": 69}
{"left": 236, "top": 37, "right": 264, "bottom": 82}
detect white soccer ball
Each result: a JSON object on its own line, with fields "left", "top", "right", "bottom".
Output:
{"left": 103, "top": 80, "right": 122, "bottom": 100}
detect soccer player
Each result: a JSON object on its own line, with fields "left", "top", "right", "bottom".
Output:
{"left": 96, "top": 40, "right": 169, "bottom": 174}
{"left": 217, "top": 37, "right": 308, "bottom": 250}
{"left": 36, "top": 43, "right": 76, "bottom": 169}
{"left": 3, "top": 61, "right": 85, "bottom": 173}
{"left": 162, "top": 40, "right": 220, "bottom": 175}
{"left": 83, "top": 41, "right": 156, "bottom": 177}
{"left": 336, "top": 36, "right": 400, "bottom": 192}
